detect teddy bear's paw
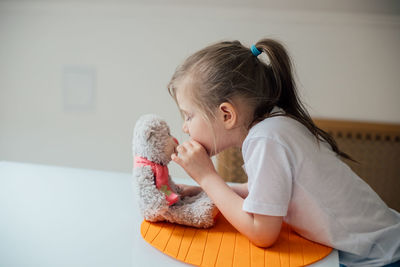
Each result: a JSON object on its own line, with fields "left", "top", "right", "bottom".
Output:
{"left": 167, "top": 205, "right": 217, "bottom": 228}
{"left": 143, "top": 214, "right": 166, "bottom": 223}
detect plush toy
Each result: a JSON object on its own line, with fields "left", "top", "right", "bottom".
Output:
{"left": 132, "top": 114, "right": 218, "bottom": 228}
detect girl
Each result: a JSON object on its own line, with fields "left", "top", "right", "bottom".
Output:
{"left": 168, "top": 38, "right": 400, "bottom": 267}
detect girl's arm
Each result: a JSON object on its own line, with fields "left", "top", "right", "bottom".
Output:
{"left": 230, "top": 182, "right": 249, "bottom": 198}
{"left": 172, "top": 140, "right": 282, "bottom": 247}
{"left": 200, "top": 173, "right": 282, "bottom": 247}
{"left": 176, "top": 181, "right": 248, "bottom": 198}
{"left": 176, "top": 184, "right": 202, "bottom": 197}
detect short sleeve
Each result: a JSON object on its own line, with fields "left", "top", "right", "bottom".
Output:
{"left": 242, "top": 137, "right": 293, "bottom": 216}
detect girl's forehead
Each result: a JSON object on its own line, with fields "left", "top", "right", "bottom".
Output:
{"left": 176, "top": 96, "right": 193, "bottom": 113}
{"left": 176, "top": 74, "right": 196, "bottom": 94}
{"left": 176, "top": 84, "right": 194, "bottom": 109}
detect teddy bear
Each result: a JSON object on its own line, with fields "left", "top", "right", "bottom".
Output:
{"left": 132, "top": 114, "right": 218, "bottom": 228}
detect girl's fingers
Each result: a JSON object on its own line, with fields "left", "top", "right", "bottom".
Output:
{"left": 173, "top": 140, "right": 207, "bottom": 167}
{"left": 177, "top": 141, "right": 195, "bottom": 156}
{"left": 181, "top": 141, "right": 194, "bottom": 150}
{"left": 189, "top": 140, "right": 208, "bottom": 155}
{"left": 171, "top": 153, "right": 182, "bottom": 164}
{"left": 190, "top": 140, "right": 203, "bottom": 149}
{"left": 176, "top": 144, "right": 190, "bottom": 158}
{"left": 176, "top": 145, "right": 185, "bottom": 153}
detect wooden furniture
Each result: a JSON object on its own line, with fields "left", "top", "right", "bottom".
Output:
{"left": 217, "top": 119, "right": 400, "bottom": 211}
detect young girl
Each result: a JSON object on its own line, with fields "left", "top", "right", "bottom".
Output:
{"left": 168, "top": 38, "right": 400, "bottom": 267}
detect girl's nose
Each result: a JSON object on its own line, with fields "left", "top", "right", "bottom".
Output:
{"left": 173, "top": 137, "right": 179, "bottom": 145}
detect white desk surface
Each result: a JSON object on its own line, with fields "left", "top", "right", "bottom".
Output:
{"left": 0, "top": 161, "right": 338, "bottom": 267}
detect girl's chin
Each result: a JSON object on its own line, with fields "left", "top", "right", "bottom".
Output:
{"left": 203, "top": 147, "right": 212, "bottom": 157}
{"left": 207, "top": 148, "right": 218, "bottom": 157}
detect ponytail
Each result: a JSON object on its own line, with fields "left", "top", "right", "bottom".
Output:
{"left": 254, "top": 39, "right": 355, "bottom": 162}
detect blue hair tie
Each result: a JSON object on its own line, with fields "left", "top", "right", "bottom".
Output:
{"left": 251, "top": 44, "right": 262, "bottom": 57}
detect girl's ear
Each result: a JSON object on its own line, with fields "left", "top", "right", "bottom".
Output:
{"left": 218, "top": 102, "right": 237, "bottom": 130}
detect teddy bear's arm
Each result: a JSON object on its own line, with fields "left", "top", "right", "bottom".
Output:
{"left": 168, "top": 176, "right": 183, "bottom": 195}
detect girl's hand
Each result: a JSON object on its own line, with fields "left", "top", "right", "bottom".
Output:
{"left": 171, "top": 140, "right": 218, "bottom": 185}
{"left": 176, "top": 184, "right": 202, "bottom": 197}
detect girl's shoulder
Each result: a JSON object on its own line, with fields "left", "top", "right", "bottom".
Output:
{"left": 249, "top": 114, "right": 308, "bottom": 140}
{"left": 244, "top": 111, "right": 320, "bottom": 156}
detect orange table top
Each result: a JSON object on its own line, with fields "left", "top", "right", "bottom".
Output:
{"left": 141, "top": 214, "right": 332, "bottom": 267}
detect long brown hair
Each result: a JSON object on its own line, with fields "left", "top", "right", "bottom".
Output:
{"left": 168, "top": 38, "right": 353, "bottom": 161}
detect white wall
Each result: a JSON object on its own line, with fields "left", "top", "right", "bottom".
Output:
{"left": 1, "top": 0, "right": 399, "bottom": 178}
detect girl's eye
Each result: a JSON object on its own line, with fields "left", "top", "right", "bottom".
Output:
{"left": 184, "top": 113, "right": 192, "bottom": 121}
{"left": 185, "top": 115, "right": 192, "bottom": 121}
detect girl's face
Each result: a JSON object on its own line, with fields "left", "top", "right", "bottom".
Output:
{"left": 176, "top": 87, "right": 224, "bottom": 156}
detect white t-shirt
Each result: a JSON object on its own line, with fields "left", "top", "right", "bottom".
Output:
{"left": 241, "top": 108, "right": 400, "bottom": 267}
